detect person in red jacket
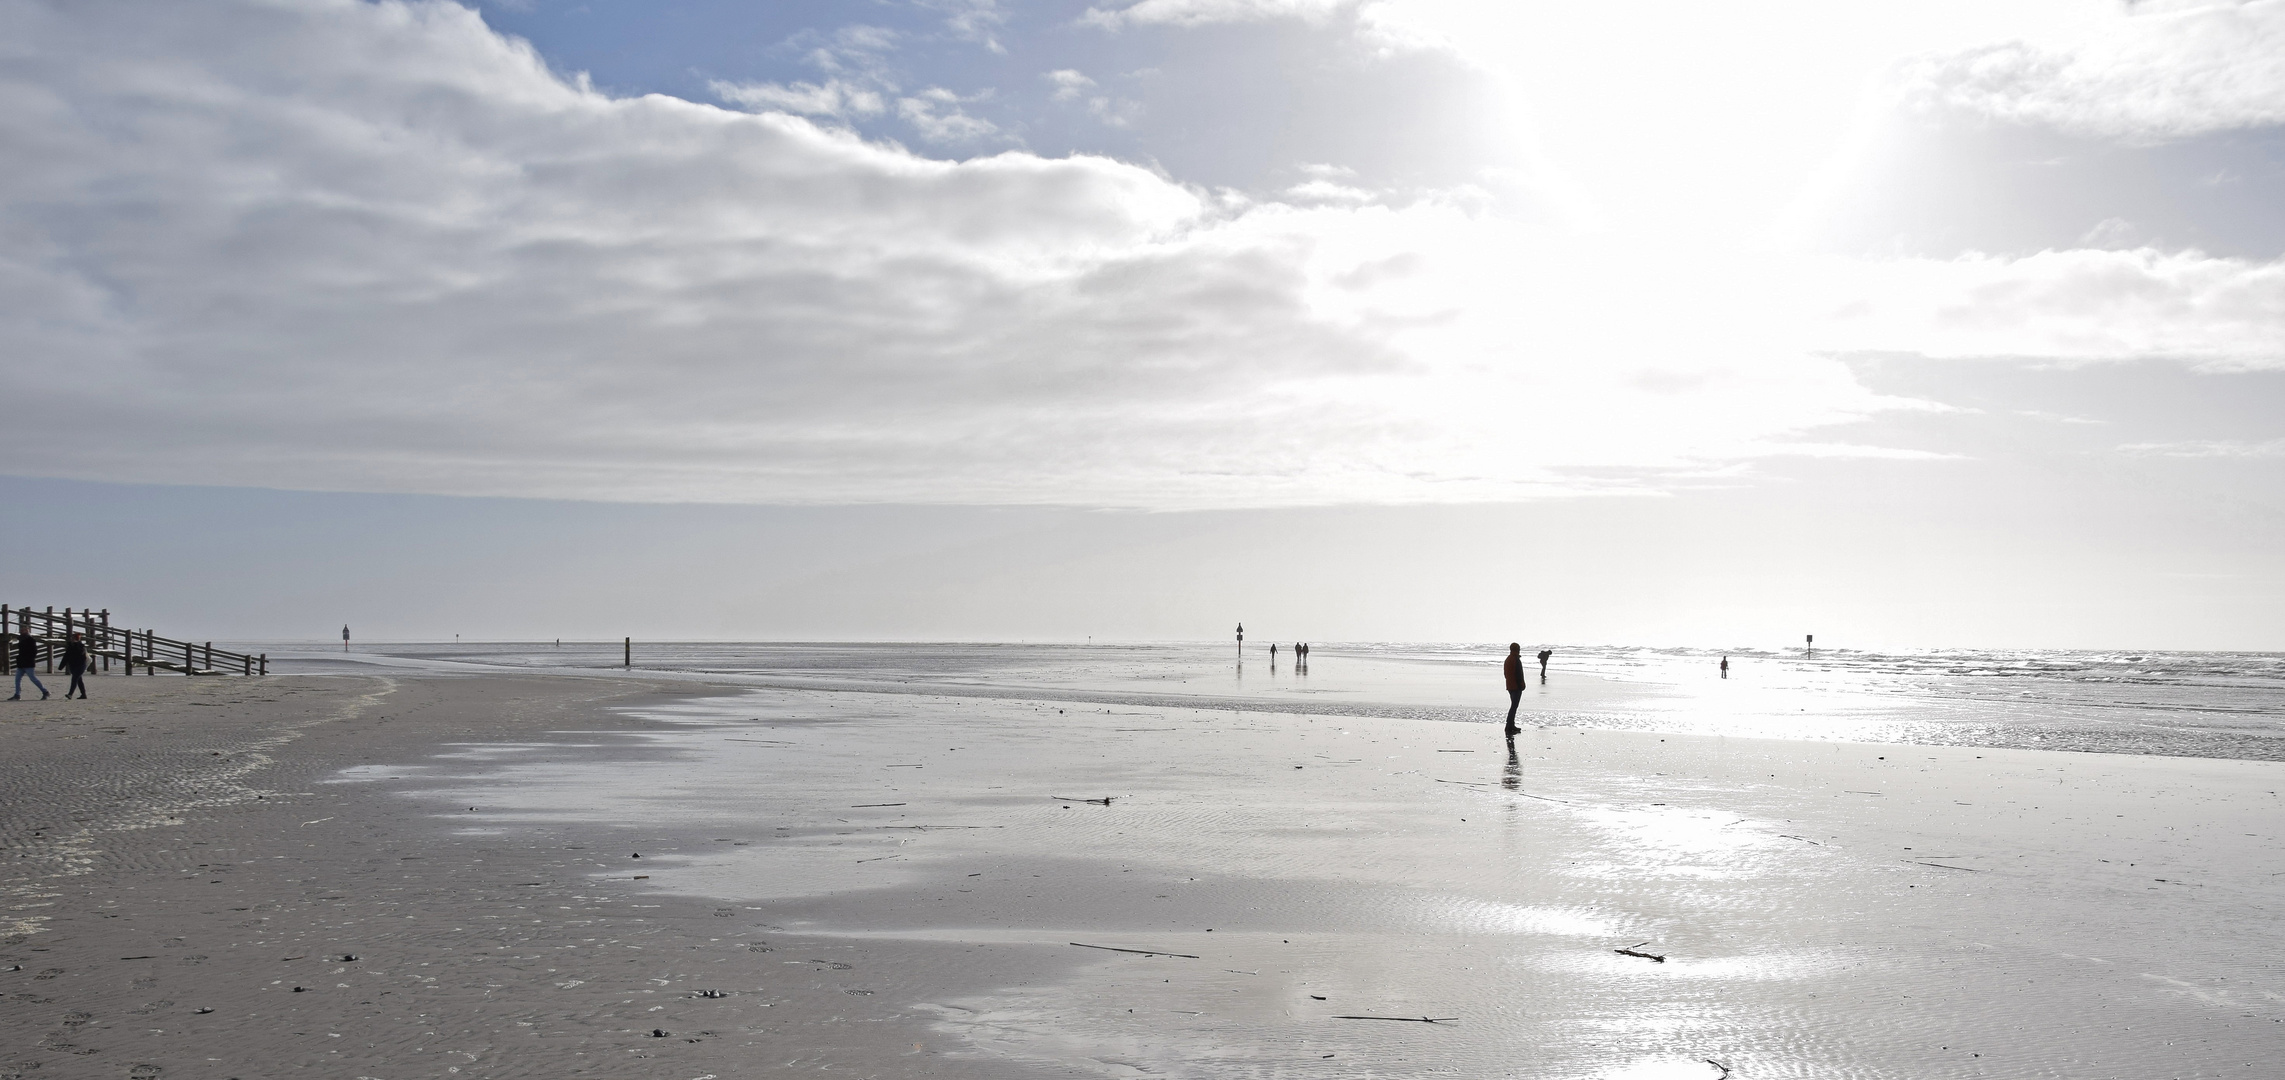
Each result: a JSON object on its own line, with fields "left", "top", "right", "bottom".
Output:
{"left": 1502, "top": 643, "right": 1525, "bottom": 736}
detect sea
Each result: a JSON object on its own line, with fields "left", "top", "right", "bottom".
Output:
{"left": 258, "top": 640, "right": 2285, "bottom": 762}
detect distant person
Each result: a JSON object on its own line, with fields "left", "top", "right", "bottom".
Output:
{"left": 1502, "top": 643, "right": 1524, "bottom": 736}
{"left": 1270, "top": 643, "right": 1278, "bottom": 662}
{"left": 1720, "top": 656, "right": 1729, "bottom": 679}
{"left": 10, "top": 630, "right": 47, "bottom": 700}
{"left": 62, "top": 632, "right": 89, "bottom": 699}
{"left": 1536, "top": 648, "right": 1551, "bottom": 682}
{"left": 342, "top": 624, "right": 351, "bottom": 652}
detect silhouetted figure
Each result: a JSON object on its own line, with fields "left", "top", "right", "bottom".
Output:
{"left": 1502, "top": 643, "right": 1524, "bottom": 736}
{"left": 1270, "top": 643, "right": 1278, "bottom": 662}
{"left": 343, "top": 624, "right": 351, "bottom": 652}
{"left": 62, "top": 632, "right": 88, "bottom": 699}
{"left": 10, "top": 631, "right": 46, "bottom": 700}
{"left": 1536, "top": 648, "right": 1551, "bottom": 683}
{"left": 1720, "top": 655, "right": 1729, "bottom": 679}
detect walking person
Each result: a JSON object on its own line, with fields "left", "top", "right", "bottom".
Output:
{"left": 62, "top": 632, "right": 89, "bottom": 699}
{"left": 1536, "top": 648, "right": 1552, "bottom": 683}
{"left": 10, "top": 630, "right": 48, "bottom": 700}
{"left": 1502, "top": 643, "right": 1525, "bottom": 737}
{"left": 1720, "top": 655, "right": 1729, "bottom": 679}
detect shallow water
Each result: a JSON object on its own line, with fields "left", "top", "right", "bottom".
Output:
{"left": 267, "top": 640, "right": 2285, "bottom": 760}
{"left": 363, "top": 686, "right": 2285, "bottom": 1080}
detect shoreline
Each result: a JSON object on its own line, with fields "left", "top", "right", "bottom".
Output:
{"left": 4, "top": 670, "right": 2280, "bottom": 1079}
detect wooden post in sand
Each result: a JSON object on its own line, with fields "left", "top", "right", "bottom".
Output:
{"left": 260, "top": 654, "right": 267, "bottom": 676}
{"left": 44, "top": 607, "right": 54, "bottom": 672}
{"left": 100, "top": 610, "right": 110, "bottom": 673}
{"left": 624, "top": 637, "right": 631, "bottom": 668}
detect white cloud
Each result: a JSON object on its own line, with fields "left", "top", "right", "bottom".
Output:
{"left": 896, "top": 86, "right": 1001, "bottom": 142}
{"left": 1045, "top": 69, "right": 1140, "bottom": 126}
{"left": 1814, "top": 249, "right": 2285, "bottom": 368}
{"left": 920, "top": 0, "right": 1008, "bottom": 51}
{"left": 2118, "top": 437, "right": 2285, "bottom": 458}
{"left": 1, "top": 0, "right": 2277, "bottom": 511}
{"left": 1894, "top": 0, "right": 2285, "bottom": 141}
{"left": 713, "top": 77, "right": 884, "bottom": 118}
{"left": 1081, "top": 0, "right": 1353, "bottom": 30}
{"left": 1045, "top": 68, "right": 1095, "bottom": 102}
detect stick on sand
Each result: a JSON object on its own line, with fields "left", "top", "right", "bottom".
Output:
{"left": 1069, "top": 942, "right": 1200, "bottom": 958}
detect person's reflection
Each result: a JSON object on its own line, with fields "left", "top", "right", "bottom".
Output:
{"left": 1503, "top": 734, "right": 1521, "bottom": 792}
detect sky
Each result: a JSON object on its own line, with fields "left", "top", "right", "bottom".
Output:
{"left": 1, "top": 0, "right": 2281, "bottom": 648}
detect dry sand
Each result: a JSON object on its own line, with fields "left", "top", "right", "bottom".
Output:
{"left": 3, "top": 671, "right": 2280, "bottom": 1080}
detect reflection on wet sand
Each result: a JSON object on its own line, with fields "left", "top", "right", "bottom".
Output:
{"left": 395, "top": 685, "right": 2285, "bottom": 1079}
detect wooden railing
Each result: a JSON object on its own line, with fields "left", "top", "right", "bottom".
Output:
{"left": 1, "top": 605, "right": 267, "bottom": 677}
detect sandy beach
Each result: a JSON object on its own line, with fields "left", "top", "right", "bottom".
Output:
{"left": 3, "top": 667, "right": 2280, "bottom": 1079}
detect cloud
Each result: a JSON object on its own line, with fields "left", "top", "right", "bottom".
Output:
{"left": 2, "top": 0, "right": 2277, "bottom": 510}
{"left": 1894, "top": 0, "right": 2285, "bottom": 141}
{"left": 896, "top": 86, "right": 1001, "bottom": 142}
{"left": 1045, "top": 68, "right": 1140, "bottom": 126}
{"left": 1045, "top": 68, "right": 1095, "bottom": 102}
{"left": 713, "top": 77, "right": 885, "bottom": 118}
{"left": 1815, "top": 248, "right": 2285, "bottom": 368}
{"left": 1081, "top": 0, "right": 1353, "bottom": 30}
{"left": 919, "top": 0, "right": 1008, "bottom": 51}
{"left": 2118, "top": 437, "right": 2285, "bottom": 458}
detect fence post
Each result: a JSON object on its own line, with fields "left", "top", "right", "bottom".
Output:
{"left": 43, "top": 607, "right": 53, "bottom": 672}
{"left": 182, "top": 640, "right": 191, "bottom": 676}
{"left": 260, "top": 653, "right": 267, "bottom": 676}
{"left": 100, "top": 610, "right": 110, "bottom": 674}
{"left": 204, "top": 642, "right": 212, "bottom": 671}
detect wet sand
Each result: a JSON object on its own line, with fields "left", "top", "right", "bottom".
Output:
{"left": 3, "top": 672, "right": 2280, "bottom": 1079}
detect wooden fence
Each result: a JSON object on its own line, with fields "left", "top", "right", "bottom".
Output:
{"left": 1, "top": 605, "right": 267, "bottom": 676}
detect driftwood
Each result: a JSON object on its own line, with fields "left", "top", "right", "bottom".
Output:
{"left": 1069, "top": 942, "right": 1200, "bottom": 959}
{"left": 1614, "top": 942, "right": 1666, "bottom": 963}
{"left": 1776, "top": 834, "right": 1822, "bottom": 845}
{"left": 850, "top": 802, "right": 906, "bottom": 807}
{"left": 1706, "top": 1059, "right": 1731, "bottom": 1079}
{"left": 1914, "top": 861, "right": 1983, "bottom": 872}
{"left": 1333, "top": 1015, "right": 1457, "bottom": 1024}
{"left": 1049, "top": 795, "right": 1115, "bottom": 805}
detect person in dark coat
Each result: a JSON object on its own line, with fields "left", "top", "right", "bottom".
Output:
{"left": 10, "top": 631, "right": 48, "bottom": 700}
{"left": 62, "top": 632, "right": 89, "bottom": 699}
{"left": 1536, "top": 648, "right": 1552, "bottom": 682}
{"left": 1502, "top": 643, "right": 1525, "bottom": 737}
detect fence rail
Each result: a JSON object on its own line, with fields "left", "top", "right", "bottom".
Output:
{"left": 2, "top": 605, "right": 267, "bottom": 677}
